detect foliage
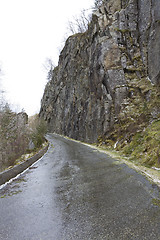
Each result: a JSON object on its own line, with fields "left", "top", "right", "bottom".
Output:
{"left": 29, "top": 114, "right": 47, "bottom": 149}
{"left": 101, "top": 78, "right": 160, "bottom": 167}
{"left": 98, "top": 68, "right": 160, "bottom": 168}
{"left": 122, "top": 120, "right": 160, "bottom": 167}
{"left": 0, "top": 108, "right": 47, "bottom": 171}
{"left": 0, "top": 105, "right": 29, "bottom": 170}
{"left": 0, "top": 81, "right": 47, "bottom": 171}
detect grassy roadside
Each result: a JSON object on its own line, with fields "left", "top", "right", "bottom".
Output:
{"left": 2, "top": 141, "right": 48, "bottom": 172}
{"left": 90, "top": 145, "right": 160, "bottom": 188}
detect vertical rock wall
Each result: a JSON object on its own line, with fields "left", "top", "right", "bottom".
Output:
{"left": 40, "top": 0, "right": 160, "bottom": 143}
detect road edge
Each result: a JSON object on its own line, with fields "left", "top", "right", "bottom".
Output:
{"left": 0, "top": 143, "right": 49, "bottom": 186}
{"left": 53, "top": 133, "right": 160, "bottom": 187}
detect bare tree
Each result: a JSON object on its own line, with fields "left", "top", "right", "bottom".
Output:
{"left": 94, "top": 0, "right": 103, "bottom": 10}
{"left": 43, "top": 58, "right": 55, "bottom": 81}
{"left": 68, "top": 9, "right": 92, "bottom": 35}
{"left": 0, "top": 65, "right": 6, "bottom": 111}
{"left": 0, "top": 105, "right": 29, "bottom": 170}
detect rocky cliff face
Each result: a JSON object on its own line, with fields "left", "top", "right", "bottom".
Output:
{"left": 40, "top": 0, "right": 160, "bottom": 147}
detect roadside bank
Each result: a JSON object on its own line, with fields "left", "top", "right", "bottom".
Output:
{"left": 0, "top": 142, "right": 49, "bottom": 186}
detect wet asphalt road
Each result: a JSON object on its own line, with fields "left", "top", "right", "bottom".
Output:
{"left": 0, "top": 134, "right": 160, "bottom": 240}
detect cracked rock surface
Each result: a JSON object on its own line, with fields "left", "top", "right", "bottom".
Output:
{"left": 40, "top": 0, "right": 160, "bottom": 143}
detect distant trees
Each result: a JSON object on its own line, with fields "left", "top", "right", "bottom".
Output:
{"left": 0, "top": 67, "right": 5, "bottom": 110}
{"left": 0, "top": 69, "right": 47, "bottom": 171}
{"left": 0, "top": 107, "right": 47, "bottom": 171}
{"left": 0, "top": 105, "right": 29, "bottom": 170}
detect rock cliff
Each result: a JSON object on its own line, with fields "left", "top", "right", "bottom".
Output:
{"left": 40, "top": 0, "right": 160, "bottom": 164}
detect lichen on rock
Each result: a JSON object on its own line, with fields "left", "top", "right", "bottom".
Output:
{"left": 40, "top": 0, "right": 160, "bottom": 166}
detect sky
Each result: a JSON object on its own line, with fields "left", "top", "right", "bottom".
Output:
{"left": 0, "top": 0, "right": 94, "bottom": 116}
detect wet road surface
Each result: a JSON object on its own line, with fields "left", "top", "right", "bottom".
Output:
{"left": 0, "top": 133, "right": 160, "bottom": 240}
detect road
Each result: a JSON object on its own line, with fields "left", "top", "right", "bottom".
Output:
{"left": 0, "top": 134, "right": 160, "bottom": 240}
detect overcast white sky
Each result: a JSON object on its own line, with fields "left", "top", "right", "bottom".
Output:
{"left": 0, "top": 0, "right": 94, "bottom": 116}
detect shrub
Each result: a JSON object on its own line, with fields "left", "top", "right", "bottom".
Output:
{"left": 29, "top": 115, "right": 47, "bottom": 149}
{"left": 0, "top": 105, "right": 29, "bottom": 170}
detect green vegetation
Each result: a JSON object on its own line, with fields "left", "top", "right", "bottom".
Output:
{"left": 0, "top": 194, "right": 6, "bottom": 198}
{"left": 98, "top": 71, "right": 160, "bottom": 168}
{"left": 122, "top": 120, "right": 160, "bottom": 167}
{"left": 29, "top": 114, "right": 47, "bottom": 149}
{"left": 152, "top": 198, "right": 160, "bottom": 207}
{"left": 0, "top": 67, "right": 47, "bottom": 171}
{"left": 0, "top": 190, "right": 22, "bottom": 199}
{"left": 0, "top": 107, "right": 47, "bottom": 171}
{"left": 0, "top": 105, "right": 29, "bottom": 170}
{"left": 115, "top": 28, "right": 131, "bottom": 33}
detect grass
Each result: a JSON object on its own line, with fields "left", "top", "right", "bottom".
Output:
{"left": 101, "top": 71, "right": 160, "bottom": 169}
{"left": 0, "top": 194, "right": 6, "bottom": 198}
{"left": 152, "top": 198, "right": 160, "bottom": 207}
{"left": 122, "top": 120, "right": 160, "bottom": 167}
{"left": 0, "top": 190, "right": 22, "bottom": 198}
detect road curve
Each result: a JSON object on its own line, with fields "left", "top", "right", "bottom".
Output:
{"left": 0, "top": 133, "right": 160, "bottom": 240}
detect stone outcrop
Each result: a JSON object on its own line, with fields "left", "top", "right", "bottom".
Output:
{"left": 40, "top": 0, "right": 160, "bottom": 144}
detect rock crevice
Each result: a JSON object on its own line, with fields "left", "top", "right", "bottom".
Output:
{"left": 40, "top": 0, "right": 160, "bottom": 143}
